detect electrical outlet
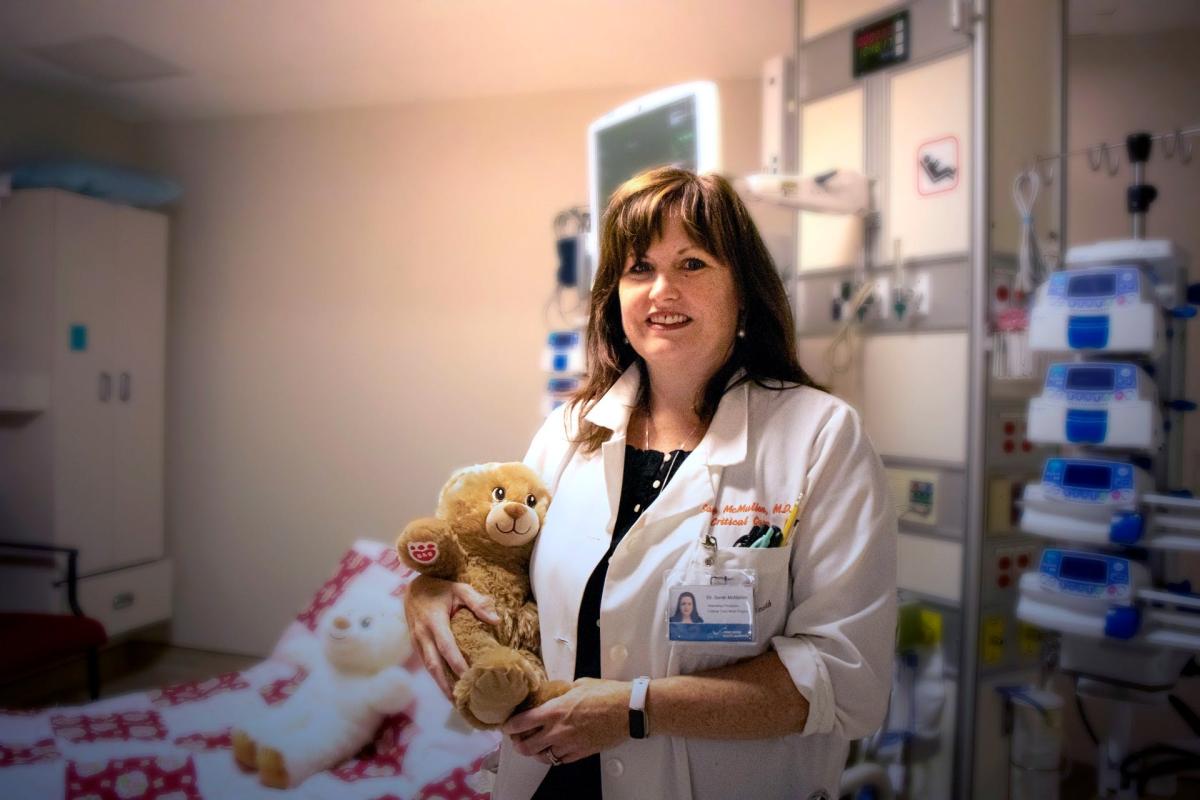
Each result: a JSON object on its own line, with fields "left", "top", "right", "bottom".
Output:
{"left": 872, "top": 275, "right": 891, "bottom": 320}
{"left": 912, "top": 272, "right": 931, "bottom": 315}
{"left": 1014, "top": 545, "right": 1037, "bottom": 573}
{"left": 994, "top": 546, "right": 1017, "bottom": 591}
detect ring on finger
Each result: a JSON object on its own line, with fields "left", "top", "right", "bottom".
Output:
{"left": 541, "top": 746, "right": 562, "bottom": 767}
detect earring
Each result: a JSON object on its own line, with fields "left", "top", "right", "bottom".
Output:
{"left": 737, "top": 327, "right": 745, "bottom": 339}
{"left": 623, "top": 336, "right": 629, "bottom": 344}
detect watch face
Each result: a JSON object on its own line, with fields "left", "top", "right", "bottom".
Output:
{"left": 629, "top": 709, "right": 647, "bottom": 739}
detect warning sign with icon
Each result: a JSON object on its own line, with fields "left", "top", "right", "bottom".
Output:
{"left": 916, "top": 135, "right": 960, "bottom": 196}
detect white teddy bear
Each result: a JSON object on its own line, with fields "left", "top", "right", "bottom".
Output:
{"left": 232, "top": 594, "right": 415, "bottom": 789}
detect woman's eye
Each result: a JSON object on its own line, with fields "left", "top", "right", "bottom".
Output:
{"left": 627, "top": 260, "right": 652, "bottom": 275}
{"left": 526, "top": 494, "right": 537, "bottom": 507}
{"left": 492, "top": 487, "right": 506, "bottom": 501}
{"left": 683, "top": 257, "right": 706, "bottom": 271}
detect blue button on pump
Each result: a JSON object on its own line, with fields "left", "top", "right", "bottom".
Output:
{"left": 1104, "top": 606, "right": 1140, "bottom": 640}
{"left": 1067, "top": 315, "right": 1111, "bottom": 349}
{"left": 1109, "top": 511, "right": 1145, "bottom": 545}
{"left": 1066, "top": 409, "right": 1108, "bottom": 444}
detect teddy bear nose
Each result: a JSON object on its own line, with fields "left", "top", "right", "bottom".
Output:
{"left": 333, "top": 616, "right": 350, "bottom": 630}
{"left": 503, "top": 503, "right": 524, "bottom": 520}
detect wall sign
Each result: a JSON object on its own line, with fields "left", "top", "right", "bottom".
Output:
{"left": 916, "top": 135, "right": 960, "bottom": 196}
{"left": 853, "top": 11, "right": 909, "bottom": 78}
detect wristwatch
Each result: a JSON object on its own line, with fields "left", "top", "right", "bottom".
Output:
{"left": 629, "top": 676, "right": 651, "bottom": 739}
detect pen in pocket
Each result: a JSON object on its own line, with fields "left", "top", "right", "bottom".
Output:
{"left": 734, "top": 525, "right": 782, "bottom": 548}
{"left": 751, "top": 526, "right": 781, "bottom": 548}
{"left": 732, "top": 526, "right": 765, "bottom": 547}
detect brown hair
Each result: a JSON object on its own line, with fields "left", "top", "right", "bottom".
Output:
{"left": 568, "top": 166, "right": 822, "bottom": 453}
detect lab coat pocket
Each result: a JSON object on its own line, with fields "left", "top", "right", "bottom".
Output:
{"left": 718, "top": 547, "right": 792, "bottom": 641}
{"left": 674, "top": 547, "right": 792, "bottom": 675}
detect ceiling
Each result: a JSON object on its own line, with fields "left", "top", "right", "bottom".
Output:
{"left": 0, "top": 0, "right": 794, "bottom": 122}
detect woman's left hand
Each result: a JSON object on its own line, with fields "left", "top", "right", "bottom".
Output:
{"left": 502, "top": 678, "right": 631, "bottom": 764}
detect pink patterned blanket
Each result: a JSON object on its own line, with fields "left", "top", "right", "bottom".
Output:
{"left": 0, "top": 540, "right": 500, "bottom": 799}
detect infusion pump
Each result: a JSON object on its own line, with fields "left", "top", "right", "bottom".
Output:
{"left": 1029, "top": 267, "right": 1163, "bottom": 354}
{"left": 1027, "top": 362, "right": 1160, "bottom": 450}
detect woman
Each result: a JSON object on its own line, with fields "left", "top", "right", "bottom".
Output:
{"left": 669, "top": 592, "right": 703, "bottom": 624}
{"left": 406, "top": 167, "right": 896, "bottom": 799}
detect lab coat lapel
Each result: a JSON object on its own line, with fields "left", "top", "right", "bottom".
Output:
{"left": 600, "top": 436, "right": 626, "bottom": 531}
{"left": 586, "top": 366, "right": 641, "bottom": 532}
{"left": 582, "top": 366, "right": 750, "bottom": 531}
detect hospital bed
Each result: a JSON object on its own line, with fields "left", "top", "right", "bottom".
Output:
{"left": 0, "top": 540, "right": 500, "bottom": 799}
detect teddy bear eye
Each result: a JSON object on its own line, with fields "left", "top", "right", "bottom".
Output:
{"left": 360, "top": 617, "right": 372, "bottom": 629}
{"left": 492, "top": 487, "right": 506, "bottom": 502}
{"left": 526, "top": 494, "right": 537, "bottom": 507}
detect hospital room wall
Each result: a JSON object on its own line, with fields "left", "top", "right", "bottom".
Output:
{"left": 142, "top": 80, "right": 763, "bottom": 656}
{"left": 1066, "top": 31, "right": 1200, "bottom": 493}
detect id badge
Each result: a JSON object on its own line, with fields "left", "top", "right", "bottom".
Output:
{"left": 663, "top": 568, "right": 758, "bottom": 645}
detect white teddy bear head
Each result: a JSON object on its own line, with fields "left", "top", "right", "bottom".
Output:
{"left": 320, "top": 597, "right": 412, "bottom": 675}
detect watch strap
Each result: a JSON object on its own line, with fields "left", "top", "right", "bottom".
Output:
{"left": 629, "top": 676, "right": 651, "bottom": 739}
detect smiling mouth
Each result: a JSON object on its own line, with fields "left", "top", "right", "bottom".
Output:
{"left": 647, "top": 312, "right": 692, "bottom": 330}
{"left": 494, "top": 519, "right": 532, "bottom": 536}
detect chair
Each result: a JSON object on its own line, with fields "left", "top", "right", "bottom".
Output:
{"left": 0, "top": 541, "right": 108, "bottom": 700}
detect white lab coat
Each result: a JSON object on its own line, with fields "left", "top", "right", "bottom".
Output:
{"left": 493, "top": 366, "right": 897, "bottom": 800}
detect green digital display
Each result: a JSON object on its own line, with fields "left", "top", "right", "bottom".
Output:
{"left": 853, "top": 11, "right": 909, "bottom": 78}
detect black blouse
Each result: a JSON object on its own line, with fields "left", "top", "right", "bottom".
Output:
{"left": 533, "top": 444, "right": 691, "bottom": 799}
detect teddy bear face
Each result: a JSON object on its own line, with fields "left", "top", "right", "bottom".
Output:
{"left": 321, "top": 600, "right": 412, "bottom": 674}
{"left": 437, "top": 463, "right": 550, "bottom": 549}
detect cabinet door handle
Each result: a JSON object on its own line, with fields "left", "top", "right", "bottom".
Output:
{"left": 119, "top": 372, "right": 132, "bottom": 402}
{"left": 99, "top": 372, "right": 112, "bottom": 402}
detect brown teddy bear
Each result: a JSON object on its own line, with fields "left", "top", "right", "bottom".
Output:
{"left": 397, "top": 462, "right": 569, "bottom": 729}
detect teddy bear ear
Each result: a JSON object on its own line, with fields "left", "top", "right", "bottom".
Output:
{"left": 437, "top": 462, "right": 502, "bottom": 508}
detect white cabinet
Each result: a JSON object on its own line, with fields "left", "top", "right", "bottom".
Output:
{"left": 0, "top": 189, "right": 171, "bottom": 629}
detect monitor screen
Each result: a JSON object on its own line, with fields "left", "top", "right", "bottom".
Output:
{"left": 588, "top": 83, "right": 719, "bottom": 269}
{"left": 1063, "top": 462, "right": 1113, "bottom": 490}
{"left": 595, "top": 95, "right": 698, "bottom": 218}
{"left": 1068, "top": 273, "right": 1117, "bottom": 297}
{"left": 1059, "top": 555, "right": 1108, "bottom": 584}
{"left": 1065, "top": 366, "right": 1115, "bottom": 391}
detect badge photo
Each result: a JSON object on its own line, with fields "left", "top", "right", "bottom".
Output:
{"left": 665, "top": 583, "right": 755, "bottom": 644}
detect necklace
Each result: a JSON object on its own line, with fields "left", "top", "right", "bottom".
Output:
{"left": 630, "top": 410, "right": 702, "bottom": 518}
{"left": 644, "top": 409, "right": 701, "bottom": 483}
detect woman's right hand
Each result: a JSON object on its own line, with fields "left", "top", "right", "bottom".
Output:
{"left": 405, "top": 575, "right": 501, "bottom": 700}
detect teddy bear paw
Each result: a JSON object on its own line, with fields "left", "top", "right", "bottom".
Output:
{"left": 257, "top": 746, "right": 291, "bottom": 789}
{"left": 398, "top": 519, "right": 453, "bottom": 572}
{"left": 456, "top": 651, "right": 537, "bottom": 727}
{"left": 231, "top": 729, "right": 258, "bottom": 772}
{"left": 405, "top": 539, "right": 440, "bottom": 566}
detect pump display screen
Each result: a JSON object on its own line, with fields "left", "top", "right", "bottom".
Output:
{"left": 1065, "top": 367, "right": 1115, "bottom": 391}
{"left": 1063, "top": 463, "right": 1113, "bottom": 490}
{"left": 1068, "top": 273, "right": 1117, "bottom": 297}
{"left": 1060, "top": 555, "right": 1108, "bottom": 584}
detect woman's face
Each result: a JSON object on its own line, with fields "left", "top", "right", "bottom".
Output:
{"left": 679, "top": 595, "right": 694, "bottom": 617}
{"left": 618, "top": 215, "right": 739, "bottom": 382}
